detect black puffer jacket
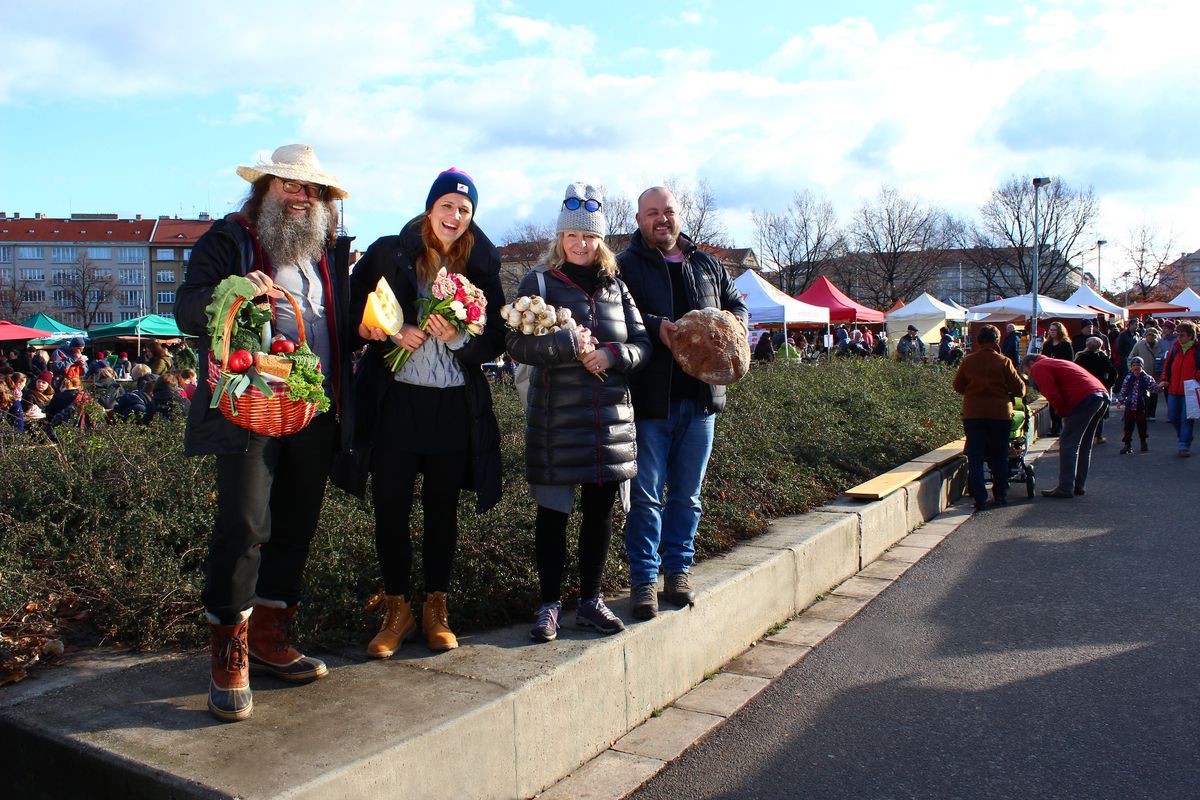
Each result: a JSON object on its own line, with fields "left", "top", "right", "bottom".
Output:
{"left": 616, "top": 231, "right": 748, "bottom": 418}
{"left": 341, "top": 216, "right": 506, "bottom": 512}
{"left": 507, "top": 264, "right": 650, "bottom": 486}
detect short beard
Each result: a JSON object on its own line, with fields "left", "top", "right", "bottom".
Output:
{"left": 257, "top": 195, "right": 331, "bottom": 265}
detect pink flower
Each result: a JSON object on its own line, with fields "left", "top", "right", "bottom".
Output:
{"left": 467, "top": 304, "right": 482, "bottom": 322}
{"left": 455, "top": 287, "right": 467, "bottom": 303}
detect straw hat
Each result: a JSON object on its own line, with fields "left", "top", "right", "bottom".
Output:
{"left": 236, "top": 144, "right": 349, "bottom": 199}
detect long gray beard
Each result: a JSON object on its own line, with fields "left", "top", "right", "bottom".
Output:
{"left": 258, "top": 195, "right": 331, "bottom": 267}
{"left": 258, "top": 196, "right": 331, "bottom": 317}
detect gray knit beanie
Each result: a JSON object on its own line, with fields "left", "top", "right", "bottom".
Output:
{"left": 555, "top": 183, "right": 607, "bottom": 238}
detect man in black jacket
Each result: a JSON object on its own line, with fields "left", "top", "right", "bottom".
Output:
{"left": 618, "top": 186, "right": 748, "bottom": 620}
{"left": 1075, "top": 336, "right": 1119, "bottom": 445}
{"left": 175, "top": 144, "right": 353, "bottom": 722}
{"left": 1001, "top": 324, "right": 1021, "bottom": 370}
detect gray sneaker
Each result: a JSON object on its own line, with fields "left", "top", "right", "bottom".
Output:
{"left": 663, "top": 572, "right": 695, "bottom": 607}
{"left": 630, "top": 583, "right": 658, "bottom": 620}
{"left": 575, "top": 595, "right": 625, "bottom": 635}
{"left": 530, "top": 601, "right": 561, "bottom": 642}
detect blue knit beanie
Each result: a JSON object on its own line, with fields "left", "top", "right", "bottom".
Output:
{"left": 425, "top": 168, "right": 478, "bottom": 213}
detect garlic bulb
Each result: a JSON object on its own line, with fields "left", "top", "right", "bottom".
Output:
{"left": 515, "top": 296, "right": 531, "bottom": 312}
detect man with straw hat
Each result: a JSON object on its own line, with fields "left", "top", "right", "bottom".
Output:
{"left": 176, "top": 144, "right": 354, "bottom": 722}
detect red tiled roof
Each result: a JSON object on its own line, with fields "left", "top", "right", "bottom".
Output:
{"left": 150, "top": 219, "right": 214, "bottom": 244}
{"left": 0, "top": 218, "right": 154, "bottom": 243}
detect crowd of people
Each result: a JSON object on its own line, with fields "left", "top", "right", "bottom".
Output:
{"left": 0, "top": 337, "right": 198, "bottom": 438}
{"left": 750, "top": 323, "right": 966, "bottom": 364}
{"left": 954, "top": 315, "right": 1197, "bottom": 511}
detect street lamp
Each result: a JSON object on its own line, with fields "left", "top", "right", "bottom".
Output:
{"left": 1029, "top": 177, "right": 1051, "bottom": 355}
{"left": 1095, "top": 238, "right": 1107, "bottom": 293}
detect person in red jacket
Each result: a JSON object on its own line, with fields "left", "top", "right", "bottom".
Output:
{"left": 1157, "top": 320, "right": 1198, "bottom": 457}
{"left": 1025, "top": 354, "right": 1110, "bottom": 498}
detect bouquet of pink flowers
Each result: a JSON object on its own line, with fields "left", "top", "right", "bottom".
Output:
{"left": 384, "top": 267, "right": 488, "bottom": 372}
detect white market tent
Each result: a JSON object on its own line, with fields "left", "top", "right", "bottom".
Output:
{"left": 886, "top": 293, "right": 966, "bottom": 346}
{"left": 735, "top": 269, "right": 829, "bottom": 327}
{"left": 1065, "top": 284, "right": 1128, "bottom": 320}
{"left": 968, "top": 293, "right": 1097, "bottom": 319}
{"left": 1158, "top": 287, "right": 1200, "bottom": 318}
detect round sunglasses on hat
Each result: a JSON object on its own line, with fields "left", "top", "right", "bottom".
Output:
{"left": 563, "top": 197, "right": 602, "bottom": 212}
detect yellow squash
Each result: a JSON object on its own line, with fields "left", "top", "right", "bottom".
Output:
{"left": 362, "top": 276, "right": 403, "bottom": 336}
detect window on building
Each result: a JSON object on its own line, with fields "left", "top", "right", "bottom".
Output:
{"left": 0, "top": 267, "right": 10, "bottom": 283}
{"left": 19, "top": 268, "right": 46, "bottom": 281}
{"left": 23, "top": 290, "right": 46, "bottom": 303}
{"left": 155, "top": 248, "right": 175, "bottom": 261}
{"left": 93, "top": 311, "right": 114, "bottom": 324}
{"left": 158, "top": 311, "right": 175, "bottom": 319}
{"left": 0, "top": 246, "right": 12, "bottom": 263}
{"left": 53, "top": 289, "right": 70, "bottom": 308}
{"left": 52, "top": 269, "right": 70, "bottom": 285}
{"left": 118, "top": 247, "right": 142, "bottom": 264}
{"left": 119, "top": 268, "right": 142, "bottom": 286}
{"left": 51, "top": 246, "right": 78, "bottom": 263}
{"left": 94, "top": 268, "right": 112, "bottom": 279}
{"left": 88, "top": 247, "right": 112, "bottom": 260}
{"left": 120, "top": 311, "right": 139, "bottom": 321}
{"left": 182, "top": 248, "right": 192, "bottom": 262}
{"left": 17, "top": 246, "right": 44, "bottom": 260}
{"left": 157, "top": 290, "right": 176, "bottom": 305}
{"left": 121, "top": 290, "right": 143, "bottom": 308}
{"left": 87, "top": 289, "right": 104, "bottom": 303}
{"left": 156, "top": 269, "right": 176, "bottom": 284}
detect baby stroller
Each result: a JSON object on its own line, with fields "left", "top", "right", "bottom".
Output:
{"left": 995, "top": 395, "right": 1036, "bottom": 497}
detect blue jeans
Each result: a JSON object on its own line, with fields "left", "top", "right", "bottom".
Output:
{"left": 963, "top": 419, "right": 1011, "bottom": 504}
{"left": 1166, "top": 394, "right": 1195, "bottom": 452}
{"left": 625, "top": 399, "right": 715, "bottom": 586}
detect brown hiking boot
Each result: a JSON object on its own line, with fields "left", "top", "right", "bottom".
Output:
{"left": 663, "top": 572, "right": 696, "bottom": 607}
{"left": 209, "top": 618, "right": 252, "bottom": 722}
{"left": 247, "top": 603, "right": 328, "bottom": 683}
{"left": 423, "top": 592, "right": 458, "bottom": 652}
{"left": 366, "top": 592, "right": 417, "bottom": 658}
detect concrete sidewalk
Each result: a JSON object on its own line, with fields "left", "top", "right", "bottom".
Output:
{"left": 2, "top": 409, "right": 1047, "bottom": 799}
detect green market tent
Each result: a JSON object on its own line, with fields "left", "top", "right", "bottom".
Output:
{"left": 88, "top": 314, "right": 189, "bottom": 341}
{"left": 21, "top": 312, "right": 87, "bottom": 345}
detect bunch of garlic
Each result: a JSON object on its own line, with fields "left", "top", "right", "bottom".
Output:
{"left": 500, "top": 296, "right": 578, "bottom": 337}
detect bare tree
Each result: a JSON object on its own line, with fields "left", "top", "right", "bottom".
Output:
{"left": 498, "top": 221, "right": 554, "bottom": 298}
{"left": 601, "top": 191, "right": 634, "bottom": 251}
{"left": 965, "top": 175, "right": 1100, "bottom": 298}
{"left": 59, "top": 255, "right": 117, "bottom": 328}
{"left": 1119, "top": 220, "right": 1179, "bottom": 302}
{"left": 0, "top": 268, "right": 35, "bottom": 319}
{"left": 844, "top": 187, "right": 955, "bottom": 308}
{"left": 663, "top": 177, "right": 730, "bottom": 247}
{"left": 752, "top": 190, "right": 845, "bottom": 295}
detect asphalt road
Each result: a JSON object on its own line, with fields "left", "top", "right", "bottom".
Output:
{"left": 631, "top": 420, "right": 1200, "bottom": 800}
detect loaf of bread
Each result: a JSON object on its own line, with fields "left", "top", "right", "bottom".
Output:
{"left": 254, "top": 352, "right": 293, "bottom": 380}
{"left": 672, "top": 308, "right": 750, "bottom": 385}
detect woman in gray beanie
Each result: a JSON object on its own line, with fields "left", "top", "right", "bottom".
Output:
{"left": 507, "top": 183, "right": 652, "bottom": 642}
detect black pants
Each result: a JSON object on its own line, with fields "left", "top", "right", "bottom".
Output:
{"left": 1147, "top": 390, "right": 1159, "bottom": 419}
{"left": 1123, "top": 409, "right": 1148, "bottom": 444}
{"left": 202, "top": 412, "right": 338, "bottom": 625}
{"left": 372, "top": 448, "right": 467, "bottom": 597}
{"left": 535, "top": 482, "right": 620, "bottom": 603}
{"left": 963, "top": 418, "right": 1011, "bottom": 503}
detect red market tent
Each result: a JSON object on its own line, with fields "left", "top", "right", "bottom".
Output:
{"left": 1125, "top": 300, "right": 1187, "bottom": 316}
{"left": 0, "top": 320, "right": 55, "bottom": 341}
{"left": 794, "top": 276, "right": 886, "bottom": 323}
{"left": 887, "top": 298, "right": 906, "bottom": 312}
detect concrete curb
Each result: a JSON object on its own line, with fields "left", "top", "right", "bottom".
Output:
{"left": 4, "top": 409, "right": 1050, "bottom": 799}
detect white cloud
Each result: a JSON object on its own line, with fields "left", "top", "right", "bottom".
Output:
{"left": 681, "top": 11, "right": 704, "bottom": 25}
{"left": 493, "top": 14, "right": 556, "bottom": 44}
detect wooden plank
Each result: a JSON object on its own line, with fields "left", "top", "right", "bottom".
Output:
{"left": 911, "top": 438, "right": 966, "bottom": 466}
{"left": 844, "top": 460, "right": 933, "bottom": 500}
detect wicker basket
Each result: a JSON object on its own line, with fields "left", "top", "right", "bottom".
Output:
{"left": 207, "top": 288, "right": 320, "bottom": 437}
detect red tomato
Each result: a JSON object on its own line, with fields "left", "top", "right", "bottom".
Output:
{"left": 228, "top": 349, "right": 253, "bottom": 373}
{"left": 270, "top": 338, "right": 297, "bottom": 354}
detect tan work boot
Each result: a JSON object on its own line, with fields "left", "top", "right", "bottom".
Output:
{"left": 208, "top": 616, "right": 252, "bottom": 722}
{"left": 423, "top": 591, "right": 458, "bottom": 652}
{"left": 366, "top": 592, "right": 417, "bottom": 658}
{"left": 247, "top": 601, "right": 328, "bottom": 683}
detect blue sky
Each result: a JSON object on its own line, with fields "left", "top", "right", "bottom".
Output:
{"left": 2, "top": 0, "right": 1197, "bottom": 289}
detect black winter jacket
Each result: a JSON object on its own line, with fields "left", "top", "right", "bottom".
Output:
{"left": 616, "top": 231, "right": 748, "bottom": 418}
{"left": 507, "top": 265, "right": 650, "bottom": 486}
{"left": 340, "top": 216, "right": 506, "bottom": 512}
{"left": 175, "top": 215, "right": 354, "bottom": 456}
{"left": 1074, "top": 349, "right": 1118, "bottom": 389}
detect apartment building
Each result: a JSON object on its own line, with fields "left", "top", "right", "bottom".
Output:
{"left": 149, "top": 216, "right": 214, "bottom": 317}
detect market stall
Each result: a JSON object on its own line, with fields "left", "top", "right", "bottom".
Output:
{"left": 885, "top": 292, "right": 966, "bottom": 347}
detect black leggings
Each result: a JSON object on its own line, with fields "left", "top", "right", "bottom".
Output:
{"left": 371, "top": 449, "right": 467, "bottom": 597}
{"left": 535, "top": 482, "right": 620, "bottom": 603}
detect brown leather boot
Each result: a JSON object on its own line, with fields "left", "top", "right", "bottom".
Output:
{"left": 208, "top": 618, "right": 252, "bottom": 722}
{"left": 247, "top": 602, "right": 328, "bottom": 683}
{"left": 422, "top": 592, "right": 458, "bottom": 652}
{"left": 366, "top": 592, "right": 417, "bottom": 658}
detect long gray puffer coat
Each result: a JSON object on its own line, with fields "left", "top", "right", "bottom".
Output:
{"left": 506, "top": 264, "right": 651, "bottom": 487}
